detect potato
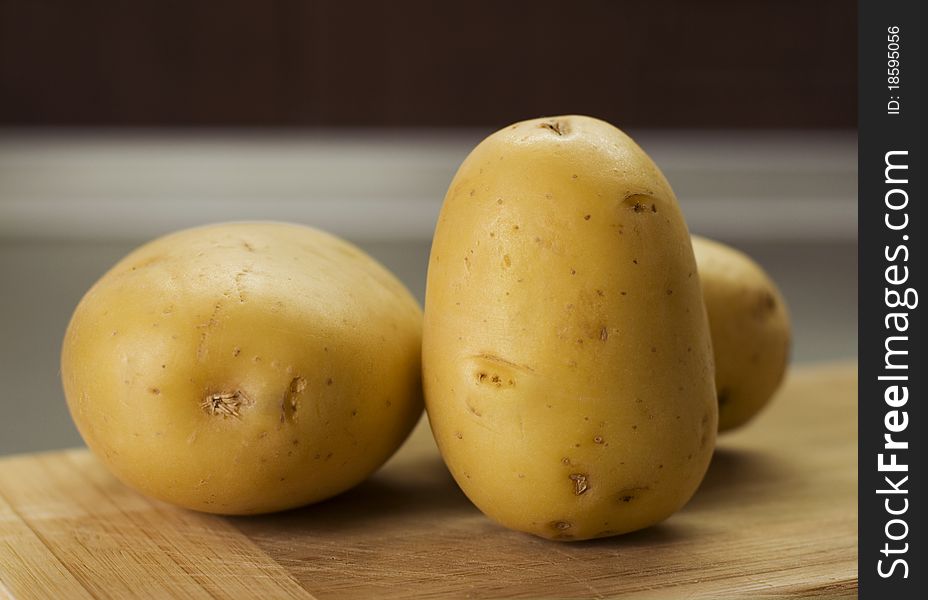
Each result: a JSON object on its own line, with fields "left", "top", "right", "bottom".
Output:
{"left": 691, "top": 236, "right": 791, "bottom": 431}
{"left": 61, "top": 222, "right": 423, "bottom": 514}
{"left": 423, "top": 116, "right": 717, "bottom": 540}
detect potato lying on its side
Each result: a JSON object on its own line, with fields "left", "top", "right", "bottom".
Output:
{"left": 692, "top": 236, "right": 791, "bottom": 431}
{"left": 62, "top": 222, "right": 423, "bottom": 514}
{"left": 423, "top": 116, "right": 717, "bottom": 541}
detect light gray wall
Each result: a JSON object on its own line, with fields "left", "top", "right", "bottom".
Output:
{"left": 0, "top": 130, "right": 857, "bottom": 455}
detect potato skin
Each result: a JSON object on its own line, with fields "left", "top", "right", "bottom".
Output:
{"left": 62, "top": 222, "right": 423, "bottom": 514}
{"left": 423, "top": 116, "right": 717, "bottom": 541}
{"left": 691, "top": 236, "right": 791, "bottom": 432}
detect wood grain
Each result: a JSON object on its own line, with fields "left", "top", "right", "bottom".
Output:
{"left": 0, "top": 362, "right": 857, "bottom": 599}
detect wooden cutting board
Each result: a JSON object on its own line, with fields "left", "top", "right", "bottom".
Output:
{"left": 0, "top": 362, "right": 857, "bottom": 599}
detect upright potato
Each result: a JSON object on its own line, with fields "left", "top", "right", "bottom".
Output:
{"left": 423, "top": 116, "right": 717, "bottom": 540}
{"left": 692, "top": 236, "right": 791, "bottom": 431}
{"left": 62, "top": 222, "right": 423, "bottom": 514}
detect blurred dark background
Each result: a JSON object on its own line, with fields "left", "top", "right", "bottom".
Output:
{"left": 1, "top": 0, "right": 856, "bottom": 128}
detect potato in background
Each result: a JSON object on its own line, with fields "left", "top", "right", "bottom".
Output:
{"left": 692, "top": 235, "right": 791, "bottom": 432}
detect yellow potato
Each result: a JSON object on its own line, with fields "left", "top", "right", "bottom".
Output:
{"left": 691, "top": 236, "right": 791, "bottom": 431}
{"left": 62, "top": 222, "right": 423, "bottom": 514}
{"left": 423, "top": 116, "right": 717, "bottom": 541}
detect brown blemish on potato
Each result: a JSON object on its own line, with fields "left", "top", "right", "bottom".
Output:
{"left": 233, "top": 268, "right": 251, "bottom": 303}
{"left": 290, "top": 377, "right": 306, "bottom": 394}
{"left": 465, "top": 397, "right": 483, "bottom": 417}
{"left": 503, "top": 254, "right": 511, "bottom": 267}
{"left": 149, "top": 387, "right": 160, "bottom": 395}
{"left": 561, "top": 457, "right": 571, "bottom": 466}
{"left": 593, "top": 435, "right": 604, "bottom": 444}
{"left": 474, "top": 369, "right": 515, "bottom": 388}
{"left": 617, "top": 486, "right": 649, "bottom": 503}
{"left": 471, "top": 353, "right": 534, "bottom": 374}
{"left": 584, "top": 214, "right": 591, "bottom": 220}
{"left": 717, "top": 388, "right": 731, "bottom": 407}
{"left": 539, "top": 120, "right": 566, "bottom": 136}
{"left": 753, "top": 290, "right": 778, "bottom": 319}
{"left": 202, "top": 390, "right": 248, "bottom": 418}
{"left": 622, "top": 192, "right": 655, "bottom": 211}
{"left": 280, "top": 376, "right": 306, "bottom": 422}
{"left": 569, "top": 473, "right": 589, "bottom": 495}
{"left": 551, "top": 520, "right": 572, "bottom": 531}
{"left": 600, "top": 327, "right": 608, "bottom": 342}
